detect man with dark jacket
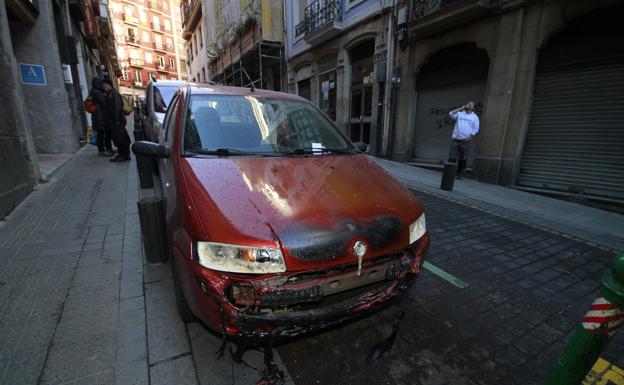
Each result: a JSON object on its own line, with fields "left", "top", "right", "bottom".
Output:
{"left": 89, "top": 77, "right": 112, "bottom": 155}
{"left": 101, "top": 78, "right": 131, "bottom": 162}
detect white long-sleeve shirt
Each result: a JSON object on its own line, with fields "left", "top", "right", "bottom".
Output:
{"left": 449, "top": 111, "right": 479, "bottom": 140}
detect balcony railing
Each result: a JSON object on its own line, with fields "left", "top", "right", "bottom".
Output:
{"left": 411, "top": 0, "right": 462, "bottom": 19}
{"left": 296, "top": 0, "right": 341, "bottom": 36}
{"left": 124, "top": 13, "right": 139, "bottom": 24}
{"left": 147, "top": 1, "right": 163, "bottom": 12}
{"left": 125, "top": 36, "right": 140, "bottom": 45}
{"left": 153, "top": 41, "right": 166, "bottom": 51}
{"left": 150, "top": 22, "right": 165, "bottom": 32}
{"left": 130, "top": 59, "right": 145, "bottom": 67}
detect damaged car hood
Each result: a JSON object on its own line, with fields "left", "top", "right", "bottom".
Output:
{"left": 182, "top": 154, "right": 424, "bottom": 271}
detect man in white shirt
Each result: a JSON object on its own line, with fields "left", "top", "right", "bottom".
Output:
{"left": 448, "top": 101, "right": 480, "bottom": 177}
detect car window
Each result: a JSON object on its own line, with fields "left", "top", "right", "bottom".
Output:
{"left": 154, "top": 85, "right": 180, "bottom": 113}
{"left": 183, "top": 95, "right": 353, "bottom": 156}
{"left": 164, "top": 93, "right": 179, "bottom": 146}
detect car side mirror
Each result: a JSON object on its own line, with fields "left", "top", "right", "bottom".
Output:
{"left": 132, "top": 141, "right": 169, "bottom": 158}
{"left": 353, "top": 142, "right": 368, "bottom": 153}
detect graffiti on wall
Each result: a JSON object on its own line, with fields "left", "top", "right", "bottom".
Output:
{"left": 429, "top": 102, "right": 483, "bottom": 129}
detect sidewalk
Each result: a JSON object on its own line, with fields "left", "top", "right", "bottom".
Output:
{"left": 373, "top": 157, "right": 624, "bottom": 252}
{"left": 0, "top": 144, "right": 294, "bottom": 385}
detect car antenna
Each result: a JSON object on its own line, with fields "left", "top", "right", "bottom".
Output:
{"left": 241, "top": 67, "right": 256, "bottom": 92}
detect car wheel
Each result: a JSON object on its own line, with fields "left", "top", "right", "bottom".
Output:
{"left": 171, "top": 256, "right": 196, "bottom": 323}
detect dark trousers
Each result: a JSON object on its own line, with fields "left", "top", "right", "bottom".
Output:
{"left": 110, "top": 123, "right": 131, "bottom": 158}
{"left": 448, "top": 139, "right": 471, "bottom": 173}
{"left": 96, "top": 130, "right": 105, "bottom": 152}
{"left": 104, "top": 125, "right": 113, "bottom": 151}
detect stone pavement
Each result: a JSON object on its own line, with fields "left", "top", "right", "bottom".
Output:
{"left": 0, "top": 144, "right": 295, "bottom": 385}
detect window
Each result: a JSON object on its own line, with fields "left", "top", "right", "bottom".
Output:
{"left": 194, "top": 34, "right": 198, "bottom": 55}
{"left": 145, "top": 52, "right": 153, "bottom": 63}
{"left": 201, "top": 68, "right": 206, "bottom": 82}
{"left": 164, "top": 19, "right": 171, "bottom": 31}
{"left": 142, "top": 31, "right": 150, "bottom": 42}
{"left": 139, "top": 11, "right": 147, "bottom": 23}
{"left": 166, "top": 37, "right": 173, "bottom": 49}
{"left": 164, "top": 94, "right": 180, "bottom": 146}
{"left": 122, "top": 68, "right": 129, "bottom": 81}
{"left": 152, "top": 15, "right": 160, "bottom": 28}
{"left": 127, "top": 27, "right": 136, "bottom": 37}
{"left": 134, "top": 70, "right": 142, "bottom": 83}
{"left": 184, "top": 95, "right": 352, "bottom": 154}
{"left": 150, "top": 73, "right": 157, "bottom": 81}
{"left": 169, "top": 58, "right": 175, "bottom": 69}
{"left": 124, "top": 5, "right": 134, "bottom": 15}
{"left": 129, "top": 49, "right": 139, "bottom": 59}
{"left": 199, "top": 26, "right": 203, "bottom": 47}
{"left": 160, "top": 75, "right": 166, "bottom": 79}
{"left": 180, "top": 61, "right": 187, "bottom": 72}
{"left": 118, "top": 47, "right": 126, "bottom": 59}
{"left": 158, "top": 56, "right": 165, "bottom": 69}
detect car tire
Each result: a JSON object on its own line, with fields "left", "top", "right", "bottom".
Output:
{"left": 171, "top": 256, "right": 196, "bottom": 323}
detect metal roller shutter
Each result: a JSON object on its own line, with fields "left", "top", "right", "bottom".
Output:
{"left": 518, "top": 57, "right": 624, "bottom": 201}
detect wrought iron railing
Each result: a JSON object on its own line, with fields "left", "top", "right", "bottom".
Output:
{"left": 411, "top": 0, "right": 461, "bottom": 19}
{"left": 295, "top": 0, "right": 342, "bottom": 36}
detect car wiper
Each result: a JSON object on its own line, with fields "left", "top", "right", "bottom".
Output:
{"left": 183, "top": 148, "right": 278, "bottom": 157}
{"left": 286, "top": 147, "right": 357, "bottom": 155}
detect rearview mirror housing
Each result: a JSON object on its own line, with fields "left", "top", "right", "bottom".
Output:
{"left": 353, "top": 142, "right": 368, "bottom": 153}
{"left": 132, "top": 141, "right": 169, "bottom": 158}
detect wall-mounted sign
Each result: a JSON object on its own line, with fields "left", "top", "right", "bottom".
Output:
{"left": 61, "top": 64, "right": 73, "bottom": 84}
{"left": 19, "top": 63, "right": 46, "bottom": 85}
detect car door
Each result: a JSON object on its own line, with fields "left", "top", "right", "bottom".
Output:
{"left": 159, "top": 91, "right": 181, "bottom": 226}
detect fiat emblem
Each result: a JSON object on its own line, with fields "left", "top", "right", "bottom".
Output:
{"left": 354, "top": 241, "right": 367, "bottom": 276}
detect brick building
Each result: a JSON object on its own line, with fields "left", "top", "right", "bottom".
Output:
{"left": 109, "top": 0, "right": 188, "bottom": 98}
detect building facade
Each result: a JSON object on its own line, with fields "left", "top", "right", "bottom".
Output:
{"left": 391, "top": 0, "right": 624, "bottom": 203}
{"left": 286, "top": 0, "right": 624, "bottom": 204}
{"left": 181, "top": 0, "right": 208, "bottom": 82}
{"left": 190, "top": 0, "right": 285, "bottom": 91}
{"left": 110, "top": 0, "right": 188, "bottom": 98}
{"left": 0, "top": 0, "right": 119, "bottom": 219}
{"left": 284, "top": 0, "right": 395, "bottom": 155}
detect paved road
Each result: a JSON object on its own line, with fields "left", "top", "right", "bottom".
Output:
{"left": 275, "top": 188, "right": 623, "bottom": 385}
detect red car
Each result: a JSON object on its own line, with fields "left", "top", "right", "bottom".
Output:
{"left": 133, "top": 85, "right": 429, "bottom": 346}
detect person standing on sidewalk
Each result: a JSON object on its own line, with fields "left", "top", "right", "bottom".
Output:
{"left": 102, "top": 78, "right": 131, "bottom": 162}
{"left": 448, "top": 101, "right": 479, "bottom": 177}
{"left": 89, "top": 77, "right": 112, "bottom": 155}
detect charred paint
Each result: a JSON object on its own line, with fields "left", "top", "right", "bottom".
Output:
{"left": 281, "top": 215, "right": 403, "bottom": 262}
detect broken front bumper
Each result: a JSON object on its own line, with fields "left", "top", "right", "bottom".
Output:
{"left": 189, "top": 233, "right": 430, "bottom": 340}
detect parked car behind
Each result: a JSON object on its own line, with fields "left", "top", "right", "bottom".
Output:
{"left": 140, "top": 79, "right": 187, "bottom": 142}
{"left": 133, "top": 85, "right": 430, "bottom": 345}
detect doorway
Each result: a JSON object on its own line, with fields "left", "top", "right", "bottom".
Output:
{"left": 349, "top": 39, "right": 375, "bottom": 144}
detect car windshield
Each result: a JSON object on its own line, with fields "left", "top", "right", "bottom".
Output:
{"left": 183, "top": 94, "right": 355, "bottom": 156}
{"left": 154, "top": 85, "right": 179, "bottom": 113}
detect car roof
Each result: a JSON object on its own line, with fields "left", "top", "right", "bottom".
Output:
{"left": 186, "top": 83, "right": 307, "bottom": 102}
{"left": 151, "top": 79, "right": 188, "bottom": 87}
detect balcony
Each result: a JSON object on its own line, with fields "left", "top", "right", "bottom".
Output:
{"left": 295, "top": 0, "right": 342, "bottom": 46}
{"left": 157, "top": 64, "right": 166, "bottom": 71}
{"left": 124, "top": 13, "right": 139, "bottom": 25}
{"left": 408, "top": 0, "right": 492, "bottom": 40}
{"left": 125, "top": 36, "right": 140, "bottom": 45}
{"left": 147, "top": 1, "right": 164, "bottom": 12}
{"left": 181, "top": 0, "right": 201, "bottom": 39}
{"left": 150, "top": 22, "right": 165, "bottom": 33}
{"left": 130, "top": 59, "right": 145, "bottom": 67}
{"left": 153, "top": 41, "right": 167, "bottom": 51}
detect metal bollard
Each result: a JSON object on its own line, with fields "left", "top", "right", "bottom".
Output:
{"left": 136, "top": 155, "right": 154, "bottom": 189}
{"left": 543, "top": 252, "right": 624, "bottom": 385}
{"left": 137, "top": 196, "right": 169, "bottom": 263}
{"left": 440, "top": 161, "right": 458, "bottom": 191}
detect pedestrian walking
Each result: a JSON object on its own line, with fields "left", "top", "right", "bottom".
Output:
{"left": 448, "top": 101, "right": 480, "bottom": 177}
{"left": 101, "top": 78, "right": 131, "bottom": 162}
{"left": 88, "top": 77, "right": 112, "bottom": 155}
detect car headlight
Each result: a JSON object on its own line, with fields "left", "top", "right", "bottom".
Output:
{"left": 196, "top": 241, "right": 286, "bottom": 274}
{"left": 409, "top": 213, "right": 426, "bottom": 244}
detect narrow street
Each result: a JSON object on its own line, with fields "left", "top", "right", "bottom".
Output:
{"left": 0, "top": 146, "right": 621, "bottom": 385}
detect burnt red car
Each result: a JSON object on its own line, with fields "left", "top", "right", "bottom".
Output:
{"left": 133, "top": 85, "right": 429, "bottom": 344}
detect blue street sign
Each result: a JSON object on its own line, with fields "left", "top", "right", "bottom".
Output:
{"left": 19, "top": 63, "right": 46, "bottom": 85}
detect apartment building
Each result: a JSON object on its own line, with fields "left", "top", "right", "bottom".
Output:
{"left": 110, "top": 0, "right": 188, "bottom": 97}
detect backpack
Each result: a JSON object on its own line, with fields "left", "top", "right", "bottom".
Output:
{"left": 84, "top": 95, "right": 96, "bottom": 114}
{"left": 121, "top": 94, "right": 134, "bottom": 116}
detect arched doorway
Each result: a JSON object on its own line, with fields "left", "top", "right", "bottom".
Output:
{"left": 518, "top": 7, "right": 624, "bottom": 201}
{"left": 348, "top": 39, "right": 375, "bottom": 144}
{"left": 412, "top": 43, "right": 489, "bottom": 164}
